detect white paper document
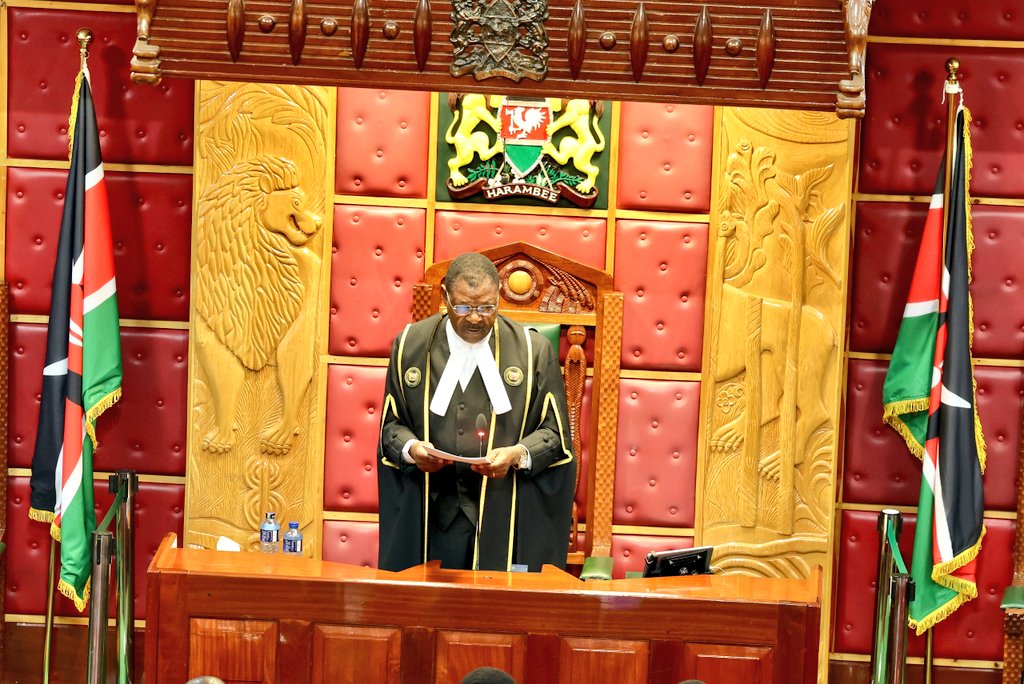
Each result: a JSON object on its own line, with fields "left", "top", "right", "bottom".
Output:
{"left": 423, "top": 445, "right": 488, "bottom": 465}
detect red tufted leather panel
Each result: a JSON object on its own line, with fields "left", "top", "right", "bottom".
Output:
{"left": 322, "top": 520, "right": 378, "bottom": 568}
{"left": 851, "top": 202, "right": 1024, "bottom": 358}
{"left": 10, "top": 324, "right": 189, "bottom": 475}
{"left": 6, "top": 167, "right": 192, "bottom": 319}
{"left": 612, "top": 378, "right": 699, "bottom": 528}
{"left": 7, "top": 9, "right": 193, "bottom": 164}
{"left": 324, "top": 364, "right": 386, "bottom": 512}
{"left": 613, "top": 220, "right": 707, "bottom": 371}
{"left": 859, "top": 44, "right": 1024, "bottom": 199}
{"left": 336, "top": 88, "right": 431, "bottom": 198}
{"left": 329, "top": 205, "right": 425, "bottom": 358}
{"left": 616, "top": 102, "right": 713, "bottom": 213}
{"left": 844, "top": 360, "right": 1021, "bottom": 511}
{"left": 930, "top": 517, "right": 1012, "bottom": 661}
{"left": 574, "top": 378, "right": 593, "bottom": 523}
{"left": 6, "top": 477, "right": 183, "bottom": 618}
{"left": 870, "top": 2, "right": 1024, "bottom": 41}
{"left": 433, "top": 211, "right": 607, "bottom": 271}
{"left": 610, "top": 534, "right": 693, "bottom": 580}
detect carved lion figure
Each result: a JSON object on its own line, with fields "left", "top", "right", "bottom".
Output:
{"left": 194, "top": 155, "right": 322, "bottom": 455}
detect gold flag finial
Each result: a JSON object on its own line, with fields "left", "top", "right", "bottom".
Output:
{"left": 946, "top": 57, "right": 960, "bottom": 85}
{"left": 77, "top": 28, "right": 93, "bottom": 70}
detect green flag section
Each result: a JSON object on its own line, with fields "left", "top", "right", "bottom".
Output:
{"left": 882, "top": 102, "right": 986, "bottom": 635}
{"left": 29, "top": 68, "right": 123, "bottom": 611}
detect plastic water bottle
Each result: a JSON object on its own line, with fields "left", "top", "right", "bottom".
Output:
{"left": 259, "top": 512, "right": 280, "bottom": 553}
{"left": 282, "top": 521, "right": 303, "bottom": 556}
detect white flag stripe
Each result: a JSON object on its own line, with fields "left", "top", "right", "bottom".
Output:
{"left": 58, "top": 424, "right": 86, "bottom": 519}
{"left": 940, "top": 383, "right": 971, "bottom": 409}
{"left": 43, "top": 358, "right": 69, "bottom": 376}
{"left": 931, "top": 453, "right": 955, "bottom": 561}
{"left": 69, "top": 318, "right": 83, "bottom": 338}
{"left": 53, "top": 445, "right": 65, "bottom": 516}
{"left": 904, "top": 299, "right": 939, "bottom": 318}
{"left": 85, "top": 165, "right": 104, "bottom": 191}
{"left": 929, "top": 192, "right": 943, "bottom": 210}
{"left": 83, "top": 277, "right": 117, "bottom": 314}
{"left": 71, "top": 251, "right": 84, "bottom": 286}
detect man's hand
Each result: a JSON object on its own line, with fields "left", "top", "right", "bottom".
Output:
{"left": 472, "top": 445, "right": 520, "bottom": 479}
{"left": 409, "top": 441, "right": 448, "bottom": 473}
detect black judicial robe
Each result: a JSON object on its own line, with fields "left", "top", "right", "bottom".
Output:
{"left": 377, "top": 314, "right": 576, "bottom": 572}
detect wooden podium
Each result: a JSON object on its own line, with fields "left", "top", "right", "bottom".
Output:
{"left": 145, "top": 535, "right": 820, "bottom": 684}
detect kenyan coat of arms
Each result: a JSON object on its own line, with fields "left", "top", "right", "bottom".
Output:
{"left": 450, "top": 0, "right": 548, "bottom": 82}
{"left": 442, "top": 94, "right": 606, "bottom": 208}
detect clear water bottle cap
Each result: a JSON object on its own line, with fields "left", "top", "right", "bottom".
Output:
{"left": 289, "top": 521, "right": 299, "bottom": 529}
{"left": 266, "top": 512, "right": 276, "bottom": 520}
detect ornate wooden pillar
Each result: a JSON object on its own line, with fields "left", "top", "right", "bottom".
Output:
{"left": 184, "top": 82, "right": 333, "bottom": 557}
{"left": 697, "top": 106, "right": 854, "bottom": 596}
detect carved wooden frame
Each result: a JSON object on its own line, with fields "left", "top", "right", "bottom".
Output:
{"left": 415, "top": 243, "right": 621, "bottom": 562}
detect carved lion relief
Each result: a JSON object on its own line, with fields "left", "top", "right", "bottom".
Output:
{"left": 700, "top": 109, "right": 852, "bottom": 580}
{"left": 186, "top": 82, "right": 330, "bottom": 555}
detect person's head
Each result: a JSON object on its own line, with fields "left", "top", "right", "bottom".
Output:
{"left": 460, "top": 667, "right": 516, "bottom": 684}
{"left": 443, "top": 252, "right": 501, "bottom": 344}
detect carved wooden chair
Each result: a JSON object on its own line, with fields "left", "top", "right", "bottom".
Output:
{"left": 1002, "top": 446, "right": 1024, "bottom": 683}
{"left": 414, "top": 243, "right": 622, "bottom": 567}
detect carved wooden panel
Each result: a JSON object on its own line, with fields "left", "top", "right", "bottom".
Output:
{"left": 435, "top": 631, "right": 526, "bottom": 683}
{"left": 683, "top": 643, "right": 773, "bottom": 684}
{"left": 132, "top": 1, "right": 871, "bottom": 116}
{"left": 185, "top": 82, "right": 332, "bottom": 557}
{"left": 189, "top": 618, "right": 277, "bottom": 683}
{"left": 698, "top": 108, "right": 853, "bottom": 582}
{"left": 312, "top": 624, "right": 402, "bottom": 684}
{"left": 558, "top": 636, "right": 648, "bottom": 684}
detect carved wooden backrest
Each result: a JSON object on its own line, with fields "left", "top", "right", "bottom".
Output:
{"left": 416, "top": 243, "right": 622, "bottom": 561}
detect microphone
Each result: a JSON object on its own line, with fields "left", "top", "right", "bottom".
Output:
{"left": 475, "top": 413, "right": 488, "bottom": 460}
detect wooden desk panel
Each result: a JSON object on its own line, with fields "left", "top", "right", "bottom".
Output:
{"left": 145, "top": 535, "right": 819, "bottom": 684}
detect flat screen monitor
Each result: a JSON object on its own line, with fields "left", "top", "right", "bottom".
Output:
{"left": 642, "top": 545, "right": 713, "bottom": 578}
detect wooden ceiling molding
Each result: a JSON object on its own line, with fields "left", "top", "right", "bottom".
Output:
{"left": 131, "top": 0, "right": 873, "bottom": 117}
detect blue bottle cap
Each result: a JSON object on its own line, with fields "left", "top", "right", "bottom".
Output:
{"left": 289, "top": 521, "right": 299, "bottom": 528}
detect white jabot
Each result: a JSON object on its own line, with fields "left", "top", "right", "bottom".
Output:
{"left": 430, "top": 321, "right": 512, "bottom": 416}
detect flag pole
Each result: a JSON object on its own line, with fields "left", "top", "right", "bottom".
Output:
{"left": 42, "top": 540, "right": 56, "bottom": 684}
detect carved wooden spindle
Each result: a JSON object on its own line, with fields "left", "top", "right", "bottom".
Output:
{"left": 629, "top": 2, "right": 649, "bottom": 82}
{"left": 756, "top": 8, "right": 776, "bottom": 88}
{"left": 837, "top": 0, "right": 874, "bottom": 119}
{"left": 567, "top": 0, "right": 586, "bottom": 79}
{"left": 693, "top": 5, "right": 712, "bottom": 85}
{"left": 226, "top": 0, "right": 245, "bottom": 62}
{"left": 564, "top": 325, "right": 587, "bottom": 553}
{"left": 413, "top": 0, "right": 431, "bottom": 71}
{"left": 289, "top": 0, "right": 306, "bottom": 65}
{"left": 351, "top": 0, "right": 369, "bottom": 68}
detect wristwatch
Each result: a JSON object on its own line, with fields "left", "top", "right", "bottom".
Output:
{"left": 514, "top": 443, "right": 530, "bottom": 470}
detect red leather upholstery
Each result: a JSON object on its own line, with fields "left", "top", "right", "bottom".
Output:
{"left": 613, "top": 378, "right": 699, "bottom": 528}
{"left": 6, "top": 477, "right": 183, "bottom": 619}
{"left": 324, "top": 364, "right": 386, "bottom": 513}
{"left": 6, "top": 167, "right": 192, "bottom": 319}
{"left": 610, "top": 534, "right": 694, "bottom": 579}
{"left": 9, "top": 324, "right": 188, "bottom": 475}
{"left": 844, "top": 359, "right": 1021, "bottom": 511}
{"left": 871, "top": 1, "right": 1023, "bottom": 41}
{"left": 833, "top": 510, "right": 927, "bottom": 656}
{"left": 336, "top": 88, "right": 431, "bottom": 198}
{"left": 433, "top": 211, "right": 606, "bottom": 270}
{"left": 616, "top": 102, "right": 713, "bottom": 213}
{"left": 7, "top": 9, "right": 192, "bottom": 163}
{"left": 931, "top": 517, "right": 1012, "bottom": 661}
{"left": 329, "top": 205, "right": 426, "bottom": 357}
{"left": 860, "top": 43, "right": 1024, "bottom": 198}
{"left": 851, "top": 202, "right": 1024, "bottom": 358}
{"left": 613, "top": 219, "right": 707, "bottom": 371}
{"left": 322, "top": 520, "right": 378, "bottom": 568}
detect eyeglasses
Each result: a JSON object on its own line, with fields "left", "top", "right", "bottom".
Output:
{"left": 448, "top": 303, "right": 497, "bottom": 316}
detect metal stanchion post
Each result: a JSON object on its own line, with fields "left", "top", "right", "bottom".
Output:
{"left": 870, "top": 509, "right": 902, "bottom": 683}
{"left": 112, "top": 470, "right": 139, "bottom": 684}
{"left": 86, "top": 530, "right": 114, "bottom": 684}
{"left": 887, "top": 573, "right": 914, "bottom": 684}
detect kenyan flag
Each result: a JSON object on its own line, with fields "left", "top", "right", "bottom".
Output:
{"left": 882, "top": 102, "right": 986, "bottom": 634}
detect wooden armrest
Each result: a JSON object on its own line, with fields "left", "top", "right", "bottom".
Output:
{"left": 1003, "top": 585, "right": 1024, "bottom": 610}
{"left": 580, "top": 555, "right": 614, "bottom": 581}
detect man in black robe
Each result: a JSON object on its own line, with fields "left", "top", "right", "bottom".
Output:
{"left": 377, "top": 252, "right": 576, "bottom": 572}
